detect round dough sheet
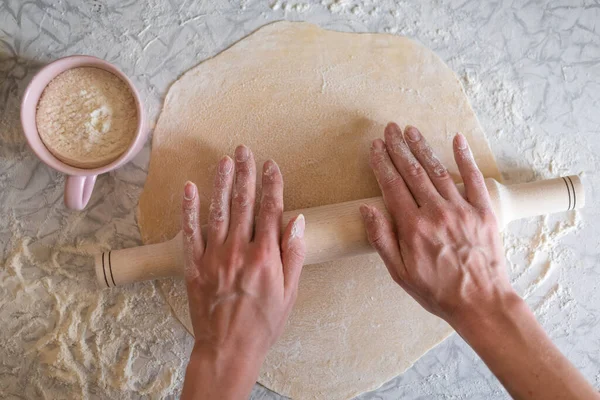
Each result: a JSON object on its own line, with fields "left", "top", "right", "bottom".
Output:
{"left": 138, "top": 22, "right": 500, "bottom": 399}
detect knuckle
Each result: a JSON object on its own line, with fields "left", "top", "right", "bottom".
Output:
{"left": 261, "top": 194, "right": 282, "bottom": 213}
{"left": 182, "top": 208, "right": 197, "bottom": 229}
{"left": 370, "top": 149, "right": 387, "bottom": 164}
{"left": 256, "top": 239, "right": 276, "bottom": 257}
{"left": 368, "top": 231, "right": 388, "bottom": 250}
{"left": 370, "top": 151, "right": 391, "bottom": 170}
{"left": 465, "top": 167, "right": 484, "bottom": 183}
{"left": 233, "top": 191, "right": 251, "bottom": 209}
{"left": 263, "top": 176, "right": 278, "bottom": 186}
{"left": 213, "top": 178, "right": 224, "bottom": 190}
{"left": 286, "top": 245, "right": 304, "bottom": 263}
{"left": 214, "top": 169, "right": 231, "bottom": 188}
{"left": 255, "top": 251, "right": 272, "bottom": 268}
{"left": 480, "top": 207, "right": 498, "bottom": 225}
{"left": 381, "top": 173, "right": 403, "bottom": 189}
{"left": 433, "top": 166, "right": 450, "bottom": 179}
{"left": 411, "top": 219, "right": 429, "bottom": 237}
{"left": 263, "top": 169, "right": 282, "bottom": 185}
{"left": 209, "top": 201, "right": 226, "bottom": 223}
{"left": 182, "top": 219, "right": 196, "bottom": 236}
{"left": 413, "top": 143, "right": 429, "bottom": 159}
{"left": 224, "top": 251, "right": 243, "bottom": 269}
{"left": 419, "top": 146, "right": 449, "bottom": 179}
{"left": 235, "top": 161, "right": 252, "bottom": 177}
{"left": 457, "top": 146, "right": 473, "bottom": 161}
{"left": 455, "top": 205, "right": 471, "bottom": 220}
{"left": 405, "top": 161, "right": 425, "bottom": 178}
{"left": 209, "top": 210, "right": 225, "bottom": 224}
{"left": 387, "top": 138, "right": 411, "bottom": 158}
{"left": 456, "top": 205, "right": 477, "bottom": 224}
{"left": 436, "top": 208, "right": 454, "bottom": 225}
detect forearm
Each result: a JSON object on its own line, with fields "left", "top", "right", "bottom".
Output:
{"left": 452, "top": 292, "right": 599, "bottom": 400}
{"left": 181, "top": 344, "right": 264, "bottom": 400}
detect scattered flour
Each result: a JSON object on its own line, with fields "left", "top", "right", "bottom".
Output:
{"left": 458, "top": 59, "right": 586, "bottom": 333}
{"left": 0, "top": 212, "right": 192, "bottom": 399}
{"left": 271, "top": 1, "right": 311, "bottom": 12}
{"left": 458, "top": 69, "right": 584, "bottom": 326}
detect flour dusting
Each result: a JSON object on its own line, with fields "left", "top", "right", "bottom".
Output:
{"left": 458, "top": 54, "right": 586, "bottom": 332}
{"left": 0, "top": 211, "right": 192, "bottom": 399}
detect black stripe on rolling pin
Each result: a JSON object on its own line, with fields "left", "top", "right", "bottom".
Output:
{"left": 567, "top": 176, "right": 576, "bottom": 210}
{"left": 109, "top": 251, "right": 116, "bottom": 287}
{"left": 102, "top": 252, "right": 110, "bottom": 288}
{"left": 562, "top": 177, "right": 572, "bottom": 211}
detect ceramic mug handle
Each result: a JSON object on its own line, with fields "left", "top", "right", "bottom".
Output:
{"left": 64, "top": 175, "right": 97, "bottom": 210}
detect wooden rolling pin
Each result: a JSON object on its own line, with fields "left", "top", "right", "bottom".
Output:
{"left": 96, "top": 175, "right": 584, "bottom": 288}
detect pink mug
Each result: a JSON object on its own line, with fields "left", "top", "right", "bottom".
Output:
{"left": 21, "top": 55, "right": 147, "bottom": 210}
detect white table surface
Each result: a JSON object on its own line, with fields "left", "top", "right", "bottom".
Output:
{"left": 1, "top": 0, "right": 599, "bottom": 398}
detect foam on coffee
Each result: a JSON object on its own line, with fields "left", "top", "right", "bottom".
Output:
{"left": 36, "top": 67, "right": 138, "bottom": 169}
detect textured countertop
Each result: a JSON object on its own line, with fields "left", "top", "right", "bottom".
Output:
{"left": 1, "top": 0, "right": 599, "bottom": 399}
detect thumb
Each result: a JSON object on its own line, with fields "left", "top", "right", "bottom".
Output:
{"left": 281, "top": 214, "right": 306, "bottom": 298}
{"left": 359, "top": 204, "right": 406, "bottom": 285}
{"left": 181, "top": 181, "right": 204, "bottom": 280}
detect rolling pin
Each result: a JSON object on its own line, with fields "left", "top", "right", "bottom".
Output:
{"left": 96, "top": 175, "right": 584, "bottom": 288}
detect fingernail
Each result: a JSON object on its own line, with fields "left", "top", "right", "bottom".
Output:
{"left": 291, "top": 214, "right": 305, "bottom": 239}
{"left": 371, "top": 138, "right": 385, "bottom": 151}
{"left": 235, "top": 145, "right": 249, "bottom": 162}
{"left": 219, "top": 156, "right": 233, "bottom": 174}
{"left": 263, "top": 159, "right": 277, "bottom": 175}
{"left": 184, "top": 181, "right": 196, "bottom": 200}
{"left": 386, "top": 122, "right": 402, "bottom": 134}
{"left": 359, "top": 204, "right": 373, "bottom": 220}
{"left": 455, "top": 133, "right": 468, "bottom": 150}
{"left": 405, "top": 125, "right": 421, "bottom": 142}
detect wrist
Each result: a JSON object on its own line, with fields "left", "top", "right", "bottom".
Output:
{"left": 182, "top": 343, "right": 266, "bottom": 400}
{"left": 188, "top": 340, "right": 266, "bottom": 378}
{"left": 448, "top": 290, "right": 600, "bottom": 400}
{"left": 449, "top": 288, "right": 527, "bottom": 341}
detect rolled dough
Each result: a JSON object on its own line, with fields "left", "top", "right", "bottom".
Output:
{"left": 138, "top": 22, "right": 500, "bottom": 399}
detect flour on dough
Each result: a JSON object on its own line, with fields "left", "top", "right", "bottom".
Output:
{"left": 138, "top": 22, "right": 500, "bottom": 399}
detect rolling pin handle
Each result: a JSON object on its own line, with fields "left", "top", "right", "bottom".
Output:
{"left": 94, "top": 232, "right": 184, "bottom": 288}
{"left": 94, "top": 252, "right": 115, "bottom": 288}
{"left": 497, "top": 175, "right": 584, "bottom": 223}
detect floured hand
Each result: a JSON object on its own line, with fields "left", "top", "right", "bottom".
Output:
{"left": 360, "top": 123, "right": 514, "bottom": 326}
{"left": 180, "top": 146, "right": 305, "bottom": 400}
{"left": 361, "top": 123, "right": 600, "bottom": 400}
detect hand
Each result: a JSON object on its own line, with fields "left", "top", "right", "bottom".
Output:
{"left": 180, "top": 146, "right": 305, "bottom": 400}
{"left": 360, "top": 123, "right": 515, "bottom": 327}
{"left": 360, "top": 123, "right": 600, "bottom": 399}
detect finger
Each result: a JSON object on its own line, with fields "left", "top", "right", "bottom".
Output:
{"left": 402, "top": 125, "right": 461, "bottom": 201}
{"left": 359, "top": 204, "right": 407, "bottom": 285}
{"left": 453, "top": 133, "right": 491, "bottom": 210}
{"left": 229, "top": 145, "right": 256, "bottom": 243}
{"left": 369, "top": 138, "right": 417, "bottom": 224}
{"left": 384, "top": 122, "right": 439, "bottom": 206}
{"left": 255, "top": 160, "right": 284, "bottom": 246}
{"left": 182, "top": 181, "right": 204, "bottom": 280}
{"left": 282, "top": 214, "right": 306, "bottom": 298}
{"left": 208, "top": 155, "right": 234, "bottom": 245}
